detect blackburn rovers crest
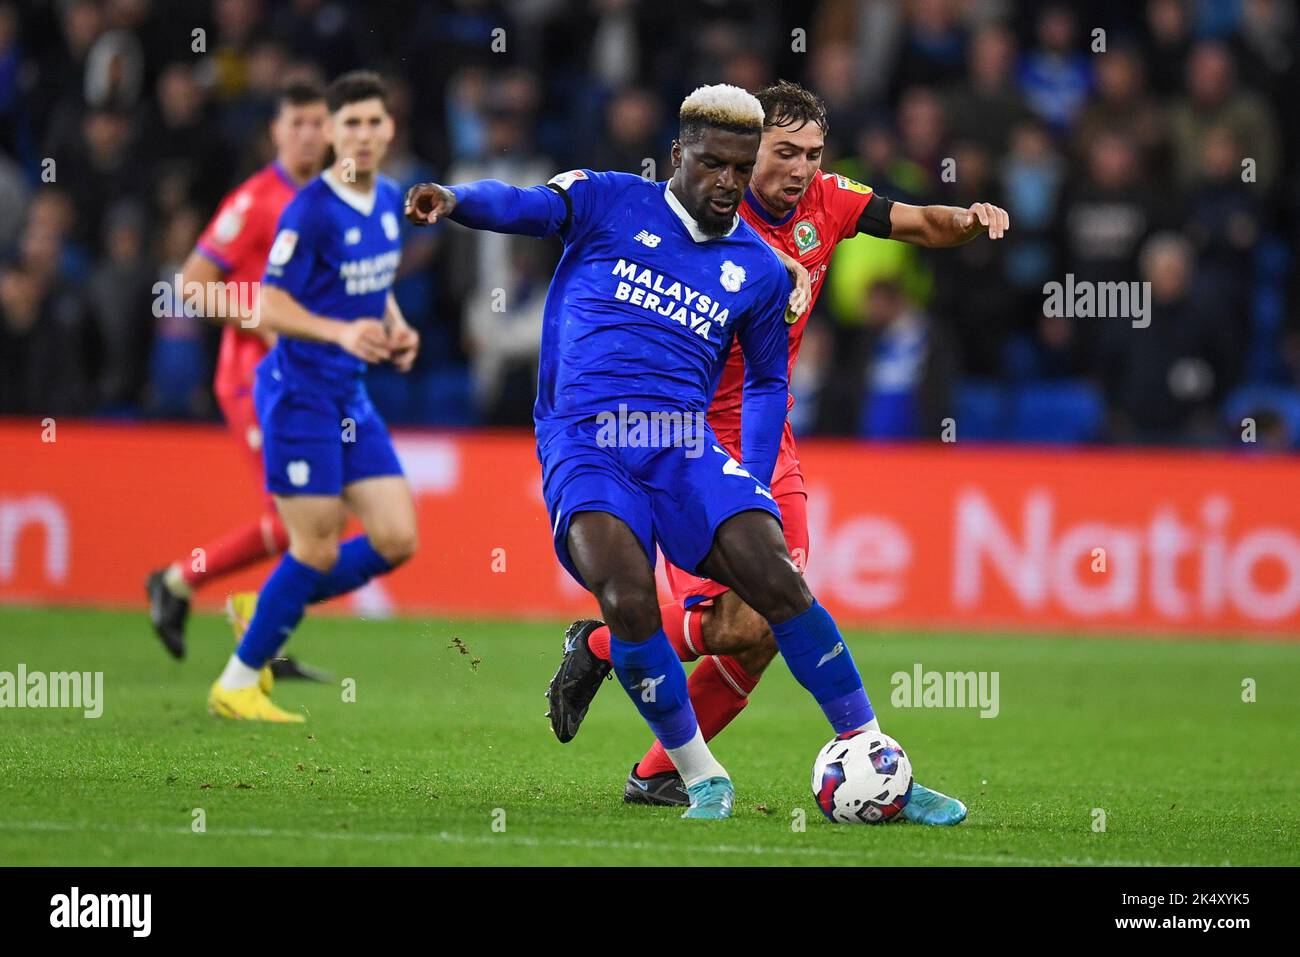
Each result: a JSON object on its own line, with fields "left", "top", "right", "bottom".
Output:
{"left": 794, "top": 219, "right": 820, "bottom": 255}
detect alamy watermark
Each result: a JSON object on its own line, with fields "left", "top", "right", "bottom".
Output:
{"left": 890, "top": 664, "right": 999, "bottom": 718}
{"left": 151, "top": 275, "right": 261, "bottom": 328}
{"left": 50, "top": 887, "right": 150, "bottom": 936}
{"left": 0, "top": 664, "right": 103, "bottom": 718}
{"left": 595, "top": 403, "right": 707, "bottom": 458}
{"left": 1043, "top": 274, "right": 1150, "bottom": 328}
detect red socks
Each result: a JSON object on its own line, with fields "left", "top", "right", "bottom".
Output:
{"left": 585, "top": 598, "right": 762, "bottom": 780}
{"left": 179, "top": 510, "right": 288, "bottom": 589}
{"left": 587, "top": 598, "right": 705, "bottom": 663}
{"left": 588, "top": 623, "right": 611, "bottom": 661}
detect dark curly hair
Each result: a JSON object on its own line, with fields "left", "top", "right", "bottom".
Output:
{"left": 756, "top": 79, "right": 828, "bottom": 136}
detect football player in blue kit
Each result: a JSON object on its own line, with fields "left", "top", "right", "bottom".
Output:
{"left": 405, "top": 86, "right": 890, "bottom": 819}
{"left": 207, "top": 71, "right": 421, "bottom": 722}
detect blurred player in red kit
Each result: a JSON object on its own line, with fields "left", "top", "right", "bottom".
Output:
{"left": 146, "top": 80, "right": 330, "bottom": 678}
{"left": 548, "top": 80, "right": 1008, "bottom": 824}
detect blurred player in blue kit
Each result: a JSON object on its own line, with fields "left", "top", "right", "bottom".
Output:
{"left": 207, "top": 71, "right": 421, "bottom": 722}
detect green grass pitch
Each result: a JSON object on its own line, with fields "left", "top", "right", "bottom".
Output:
{"left": 0, "top": 606, "right": 1296, "bottom": 866}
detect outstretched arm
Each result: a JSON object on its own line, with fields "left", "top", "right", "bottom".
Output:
{"left": 886, "top": 201, "right": 1010, "bottom": 247}
{"left": 404, "top": 180, "right": 567, "bottom": 237}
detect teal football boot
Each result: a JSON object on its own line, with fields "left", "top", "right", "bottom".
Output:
{"left": 902, "top": 782, "right": 968, "bottom": 825}
{"left": 682, "top": 776, "right": 734, "bottom": 820}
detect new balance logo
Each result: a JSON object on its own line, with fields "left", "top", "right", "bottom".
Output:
{"left": 816, "top": 643, "right": 845, "bottom": 668}
{"left": 634, "top": 230, "right": 661, "bottom": 248}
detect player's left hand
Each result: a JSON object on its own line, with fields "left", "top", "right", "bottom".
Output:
{"left": 957, "top": 202, "right": 1010, "bottom": 240}
{"left": 388, "top": 324, "right": 420, "bottom": 373}
{"left": 771, "top": 247, "right": 811, "bottom": 323}
{"left": 785, "top": 259, "right": 811, "bottom": 323}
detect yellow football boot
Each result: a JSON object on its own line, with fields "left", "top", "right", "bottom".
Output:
{"left": 207, "top": 680, "right": 305, "bottom": 723}
{"left": 225, "top": 592, "right": 273, "bottom": 695}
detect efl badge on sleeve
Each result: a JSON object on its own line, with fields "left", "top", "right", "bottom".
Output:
{"left": 833, "top": 174, "right": 873, "bottom": 195}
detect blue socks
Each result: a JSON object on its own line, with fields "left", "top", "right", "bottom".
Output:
{"left": 770, "top": 600, "right": 875, "bottom": 733}
{"left": 237, "top": 553, "right": 324, "bottom": 668}
{"left": 237, "top": 536, "right": 392, "bottom": 668}
{"left": 608, "top": 630, "right": 698, "bottom": 749}
{"left": 310, "top": 536, "right": 391, "bottom": 603}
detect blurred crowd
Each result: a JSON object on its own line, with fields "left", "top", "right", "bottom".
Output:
{"left": 1, "top": 0, "right": 1298, "bottom": 448}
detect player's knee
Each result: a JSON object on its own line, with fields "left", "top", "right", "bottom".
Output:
{"left": 594, "top": 579, "right": 660, "bottom": 641}
{"left": 293, "top": 538, "right": 340, "bottom": 572}
{"left": 373, "top": 527, "right": 418, "bottom": 567}
{"left": 733, "top": 636, "right": 778, "bottom": 677}
{"left": 727, "top": 607, "right": 779, "bottom": 674}
{"left": 749, "top": 621, "right": 780, "bottom": 667}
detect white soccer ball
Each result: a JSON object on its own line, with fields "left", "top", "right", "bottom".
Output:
{"left": 811, "top": 729, "right": 913, "bottom": 824}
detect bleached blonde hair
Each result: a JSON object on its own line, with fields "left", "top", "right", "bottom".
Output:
{"left": 678, "top": 84, "right": 764, "bottom": 142}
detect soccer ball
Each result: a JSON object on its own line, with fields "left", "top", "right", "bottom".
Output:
{"left": 811, "top": 730, "right": 913, "bottom": 824}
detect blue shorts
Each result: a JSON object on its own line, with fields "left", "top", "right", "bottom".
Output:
{"left": 538, "top": 417, "right": 782, "bottom": 589}
{"left": 254, "top": 366, "right": 403, "bottom": 497}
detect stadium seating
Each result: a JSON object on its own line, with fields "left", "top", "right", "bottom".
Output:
{"left": 1222, "top": 383, "right": 1300, "bottom": 448}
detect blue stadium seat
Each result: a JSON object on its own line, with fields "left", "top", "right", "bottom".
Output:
{"left": 1222, "top": 384, "right": 1300, "bottom": 448}
{"left": 366, "top": 364, "right": 479, "bottom": 427}
{"left": 414, "top": 364, "right": 478, "bottom": 427}
{"left": 1009, "top": 380, "right": 1104, "bottom": 443}
{"left": 954, "top": 379, "right": 1009, "bottom": 441}
{"left": 1247, "top": 236, "right": 1292, "bottom": 383}
{"left": 147, "top": 337, "right": 208, "bottom": 419}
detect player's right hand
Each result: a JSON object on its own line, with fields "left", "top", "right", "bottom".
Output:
{"left": 337, "top": 318, "right": 392, "bottom": 363}
{"left": 404, "top": 183, "right": 456, "bottom": 226}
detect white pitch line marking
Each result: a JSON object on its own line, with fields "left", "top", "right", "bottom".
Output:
{"left": 0, "top": 820, "right": 1209, "bottom": 867}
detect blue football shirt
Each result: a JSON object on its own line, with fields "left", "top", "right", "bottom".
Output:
{"left": 449, "top": 170, "right": 793, "bottom": 475}
{"left": 261, "top": 170, "right": 403, "bottom": 389}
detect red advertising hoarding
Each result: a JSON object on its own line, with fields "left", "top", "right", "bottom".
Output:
{"left": 2, "top": 421, "right": 1297, "bottom": 637}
